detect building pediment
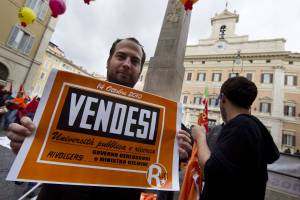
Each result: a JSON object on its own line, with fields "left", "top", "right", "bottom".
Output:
{"left": 211, "top": 9, "right": 239, "bottom": 24}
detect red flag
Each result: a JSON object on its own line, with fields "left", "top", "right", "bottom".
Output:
{"left": 180, "top": 0, "right": 199, "bottom": 11}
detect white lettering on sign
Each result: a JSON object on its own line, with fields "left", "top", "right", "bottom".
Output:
{"left": 64, "top": 92, "right": 159, "bottom": 143}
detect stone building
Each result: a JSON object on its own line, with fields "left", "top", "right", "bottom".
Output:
{"left": 136, "top": 9, "right": 300, "bottom": 153}
{"left": 0, "top": 0, "right": 57, "bottom": 94}
{"left": 31, "top": 42, "right": 93, "bottom": 97}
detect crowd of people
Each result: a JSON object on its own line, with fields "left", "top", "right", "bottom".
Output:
{"left": 0, "top": 86, "right": 40, "bottom": 131}
{"left": 3, "top": 37, "right": 283, "bottom": 200}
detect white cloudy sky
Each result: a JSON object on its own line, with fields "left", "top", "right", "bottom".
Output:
{"left": 51, "top": 0, "right": 300, "bottom": 75}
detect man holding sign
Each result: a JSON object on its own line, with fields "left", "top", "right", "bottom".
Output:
{"left": 7, "top": 38, "right": 192, "bottom": 199}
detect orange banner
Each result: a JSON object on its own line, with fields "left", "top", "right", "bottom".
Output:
{"left": 7, "top": 69, "right": 180, "bottom": 190}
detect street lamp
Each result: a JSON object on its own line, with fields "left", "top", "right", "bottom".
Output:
{"left": 232, "top": 49, "right": 243, "bottom": 74}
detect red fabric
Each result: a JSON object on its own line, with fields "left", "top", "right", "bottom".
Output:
{"left": 184, "top": 0, "right": 194, "bottom": 10}
{"left": 140, "top": 193, "right": 157, "bottom": 200}
{"left": 180, "top": 94, "right": 208, "bottom": 200}
{"left": 25, "top": 97, "right": 39, "bottom": 113}
{"left": 12, "top": 97, "right": 26, "bottom": 109}
{"left": 198, "top": 99, "right": 208, "bottom": 132}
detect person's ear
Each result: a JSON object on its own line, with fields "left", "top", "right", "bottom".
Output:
{"left": 221, "top": 95, "right": 226, "bottom": 104}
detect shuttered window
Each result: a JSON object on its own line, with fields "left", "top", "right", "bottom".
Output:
{"left": 197, "top": 73, "right": 206, "bottom": 81}
{"left": 193, "top": 96, "right": 202, "bottom": 105}
{"left": 186, "top": 73, "right": 192, "bottom": 81}
{"left": 260, "top": 102, "right": 271, "bottom": 113}
{"left": 25, "top": 0, "right": 48, "bottom": 21}
{"left": 183, "top": 96, "right": 188, "bottom": 104}
{"left": 282, "top": 134, "right": 296, "bottom": 146}
{"left": 284, "top": 105, "right": 296, "bottom": 117}
{"left": 7, "top": 25, "right": 34, "bottom": 55}
{"left": 261, "top": 73, "right": 273, "bottom": 84}
{"left": 212, "top": 73, "right": 222, "bottom": 82}
{"left": 285, "top": 75, "right": 297, "bottom": 86}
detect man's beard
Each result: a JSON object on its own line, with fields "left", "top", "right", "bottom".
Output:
{"left": 107, "top": 73, "right": 135, "bottom": 88}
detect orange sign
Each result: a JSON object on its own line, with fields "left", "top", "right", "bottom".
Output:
{"left": 7, "top": 70, "right": 180, "bottom": 190}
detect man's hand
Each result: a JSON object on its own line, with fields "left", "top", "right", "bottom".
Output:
{"left": 191, "top": 125, "right": 210, "bottom": 168}
{"left": 6, "top": 116, "right": 35, "bottom": 154}
{"left": 177, "top": 130, "right": 192, "bottom": 160}
{"left": 191, "top": 125, "right": 206, "bottom": 143}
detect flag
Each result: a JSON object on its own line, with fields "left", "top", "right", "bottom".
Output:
{"left": 198, "top": 86, "right": 209, "bottom": 132}
{"left": 178, "top": 145, "right": 203, "bottom": 200}
{"left": 180, "top": 0, "right": 199, "bottom": 11}
{"left": 179, "top": 87, "right": 209, "bottom": 200}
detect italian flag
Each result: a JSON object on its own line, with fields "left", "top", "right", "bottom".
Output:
{"left": 198, "top": 86, "right": 208, "bottom": 132}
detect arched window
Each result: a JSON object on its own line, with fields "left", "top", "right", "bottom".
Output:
{"left": 0, "top": 62, "right": 9, "bottom": 81}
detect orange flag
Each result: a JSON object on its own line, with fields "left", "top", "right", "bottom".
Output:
{"left": 179, "top": 86, "right": 208, "bottom": 200}
{"left": 178, "top": 144, "right": 203, "bottom": 200}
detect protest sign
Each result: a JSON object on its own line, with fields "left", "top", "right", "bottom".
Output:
{"left": 7, "top": 69, "right": 181, "bottom": 190}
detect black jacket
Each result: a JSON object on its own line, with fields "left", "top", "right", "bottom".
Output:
{"left": 201, "top": 114, "right": 279, "bottom": 200}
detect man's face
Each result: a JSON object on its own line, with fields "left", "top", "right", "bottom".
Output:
{"left": 107, "top": 40, "right": 142, "bottom": 88}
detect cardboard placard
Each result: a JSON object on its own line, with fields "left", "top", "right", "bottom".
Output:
{"left": 7, "top": 69, "right": 181, "bottom": 191}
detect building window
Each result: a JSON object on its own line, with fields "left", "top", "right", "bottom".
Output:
{"left": 288, "top": 61, "right": 293, "bottom": 65}
{"left": 212, "top": 73, "right": 222, "bottom": 82}
{"left": 25, "top": 0, "right": 48, "bottom": 21}
{"left": 208, "top": 119, "right": 217, "bottom": 128}
{"left": 186, "top": 72, "right": 192, "bottom": 81}
{"left": 260, "top": 102, "right": 271, "bottom": 113}
{"left": 261, "top": 73, "right": 273, "bottom": 84}
{"left": 140, "top": 75, "right": 143, "bottom": 81}
{"left": 285, "top": 75, "right": 297, "bottom": 86}
{"left": 202, "top": 61, "right": 205, "bottom": 64}
{"left": 246, "top": 73, "right": 253, "bottom": 81}
{"left": 183, "top": 96, "right": 188, "bottom": 104}
{"left": 193, "top": 96, "right": 202, "bottom": 105}
{"left": 229, "top": 73, "right": 239, "bottom": 78}
{"left": 266, "top": 59, "right": 271, "bottom": 63}
{"left": 197, "top": 73, "right": 206, "bottom": 81}
{"left": 209, "top": 97, "right": 218, "bottom": 107}
{"left": 284, "top": 105, "right": 296, "bottom": 117}
{"left": 249, "top": 60, "right": 253, "bottom": 63}
{"left": 282, "top": 133, "right": 295, "bottom": 146}
{"left": 7, "top": 25, "right": 34, "bottom": 55}
{"left": 40, "top": 72, "right": 45, "bottom": 79}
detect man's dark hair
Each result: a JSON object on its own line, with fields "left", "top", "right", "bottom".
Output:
{"left": 107, "top": 37, "right": 146, "bottom": 70}
{"left": 220, "top": 76, "right": 257, "bottom": 109}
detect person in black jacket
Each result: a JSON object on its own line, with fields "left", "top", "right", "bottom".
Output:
{"left": 6, "top": 38, "right": 193, "bottom": 200}
{"left": 192, "top": 76, "right": 280, "bottom": 200}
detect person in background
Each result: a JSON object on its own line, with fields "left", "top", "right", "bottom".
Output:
{"left": 192, "top": 77, "right": 280, "bottom": 200}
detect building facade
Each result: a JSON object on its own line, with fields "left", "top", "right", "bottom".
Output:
{"left": 0, "top": 0, "right": 57, "bottom": 94}
{"left": 136, "top": 9, "right": 300, "bottom": 153}
{"left": 31, "top": 42, "right": 93, "bottom": 97}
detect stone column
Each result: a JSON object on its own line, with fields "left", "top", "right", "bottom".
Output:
{"left": 143, "top": 0, "right": 191, "bottom": 102}
{"left": 271, "top": 66, "right": 285, "bottom": 148}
